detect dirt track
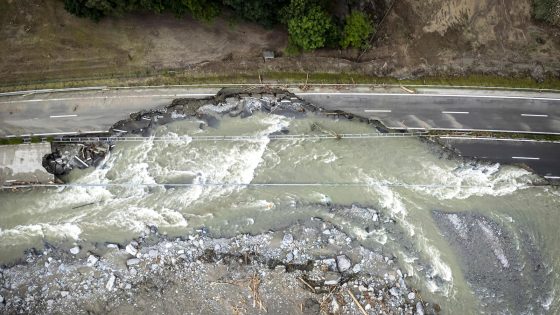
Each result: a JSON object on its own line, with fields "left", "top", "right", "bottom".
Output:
{"left": 0, "top": 0, "right": 558, "bottom": 85}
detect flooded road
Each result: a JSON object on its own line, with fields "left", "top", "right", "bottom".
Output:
{"left": 1, "top": 104, "right": 559, "bottom": 314}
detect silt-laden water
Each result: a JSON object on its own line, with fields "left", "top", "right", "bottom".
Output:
{"left": 0, "top": 112, "right": 558, "bottom": 314}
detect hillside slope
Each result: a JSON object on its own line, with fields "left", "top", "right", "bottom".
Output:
{"left": 0, "top": 0, "right": 558, "bottom": 86}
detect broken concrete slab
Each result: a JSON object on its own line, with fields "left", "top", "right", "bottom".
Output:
{"left": 0, "top": 143, "right": 53, "bottom": 184}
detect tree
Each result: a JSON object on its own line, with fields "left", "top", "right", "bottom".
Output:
{"left": 222, "top": 0, "right": 288, "bottom": 27}
{"left": 63, "top": 0, "right": 106, "bottom": 21}
{"left": 340, "top": 12, "right": 374, "bottom": 49}
{"left": 181, "top": 0, "right": 221, "bottom": 21}
{"left": 287, "top": 6, "right": 333, "bottom": 51}
{"left": 63, "top": 0, "right": 221, "bottom": 21}
{"left": 533, "top": 0, "right": 560, "bottom": 26}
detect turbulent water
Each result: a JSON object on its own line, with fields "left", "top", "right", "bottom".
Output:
{"left": 1, "top": 111, "right": 559, "bottom": 314}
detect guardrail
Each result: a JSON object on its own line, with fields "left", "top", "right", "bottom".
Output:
{"left": 52, "top": 132, "right": 428, "bottom": 143}
{"left": 1, "top": 182, "right": 512, "bottom": 190}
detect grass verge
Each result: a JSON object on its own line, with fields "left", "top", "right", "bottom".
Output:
{"left": 1, "top": 71, "right": 560, "bottom": 93}
{"left": 0, "top": 137, "right": 53, "bottom": 145}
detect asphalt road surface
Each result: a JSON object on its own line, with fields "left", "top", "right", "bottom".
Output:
{"left": 1, "top": 86, "right": 559, "bottom": 180}
{"left": 1, "top": 87, "right": 560, "bottom": 136}
{"left": 300, "top": 92, "right": 560, "bottom": 134}
{"left": 0, "top": 87, "right": 220, "bottom": 136}
{"left": 439, "top": 137, "right": 560, "bottom": 180}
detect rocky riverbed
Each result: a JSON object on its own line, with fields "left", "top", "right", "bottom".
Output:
{"left": 0, "top": 216, "right": 436, "bottom": 314}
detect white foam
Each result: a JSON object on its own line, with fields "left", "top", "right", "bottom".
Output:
{"left": 311, "top": 192, "right": 332, "bottom": 206}
{"left": 363, "top": 175, "right": 454, "bottom": 296}
{"left": 0, "top": 222, "right": 82, "bottom": 240}
{"left": 423, "top": 240, "right": 454, "bottom": 294}
{"left": 413, "top": 162, "right": 534, "bottom": 200}
{"left": 542, "top": 288, "right": 555, "bottom": 311}
{"left": 160, "top": 131, "right": 193, "bottom": 145}
{"left": 101, "top": 206, "right": 188, "bottom": 233}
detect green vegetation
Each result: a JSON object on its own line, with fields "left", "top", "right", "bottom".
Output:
{"left": 0, "top": 138, "right": 24, "bottom": 145}
{"left": 63, "top": 0, "right": 221, "bottom": 21}
{"left": 533, "top": 0, "right": 560, "bottom": 26}
{"left": 2, "top": 71, "right": 560, "bottom": 94}
{"left": 62, "top": 0, "right": 375, "bottom": 51}
{"left": 287, "top": 5, "right": 334, "bottom": 51}
{"left": 340, "top": 12, "right": 374, "bottom": 49}
{"left": 222, "top": 0, "right": 288, "bottom": 27}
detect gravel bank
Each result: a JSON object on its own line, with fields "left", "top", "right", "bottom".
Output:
{"left": 0, "top": 218, "right": 438, "bottom": 314}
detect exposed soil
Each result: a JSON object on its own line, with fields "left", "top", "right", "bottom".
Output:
{"left": 0, "top": 0, "right": 559, "bottom": 86}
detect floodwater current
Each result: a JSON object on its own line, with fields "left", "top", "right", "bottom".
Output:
{"left": 1, "top": 111, "right": 559, "bottom": 314}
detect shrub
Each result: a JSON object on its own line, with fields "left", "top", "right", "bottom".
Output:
{"left": 533, "top": 0, "right": 560, "bottom": 26}
{"left": 340, "top": 12, "right": 374, "bottom": 49}
{"left": 287, "top": 6, "right": 334, "bottom": 51}
{"left": 223, "top": 0, "right": 288, "bottom": 27}
{"left": 63, "top": 0, "right": 105, "bottom": 21}
{"left": 63, "top": 0, "right": 221, "bottom": 21}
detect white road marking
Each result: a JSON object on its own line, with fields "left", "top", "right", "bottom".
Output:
{"left": 512, "top": 156, "right": 540, "bottom": 160}
{"left": 442, "top": 111, "right": 469, "bottom": 114}
{"left": 298, "top": 92, "right": 560, "bottom": 102}
{"left": 5, "top": 130, "right": 109, "bottom": 137}
{"left": 521, "top": 114, "right": 548, "bottom": 117}
{"left": 406, "top": 127, "right": 427, "bottom": 130}
{"left": 3, "top": 91, "right": 560, "bottom": 104}
{"left": 364, "top": 109, "right": 392, "bottom": 113}
{"left": 112, "top": 129, "right": 128, "bottom": 133}
{"left": 50, "top": 114, "right": 78, "bottom": 118}
{"left": 81, "top": 130, "right": 109, "bottom": 134}
{"left": 544, "top": 176, "right": 560, "bottom": 179}
{"left": 0, "top": 94, "right": 216, "bottom": 104}
{"left": 33, "top": 132, "right": 78, "bottom": 136}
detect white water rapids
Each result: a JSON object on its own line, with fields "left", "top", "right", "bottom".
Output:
{"left": 0, "top": 111, "right": 558, "bottom": 314}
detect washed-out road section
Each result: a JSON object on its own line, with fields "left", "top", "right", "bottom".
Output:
{"left": 438, "top": 137, "right": 560, "bottom": 180}
{"left": 0, "top": 86, "right": 559, "bottom": 180}
{"left": 1, "top": 86, "right": 560, "bottom": 136}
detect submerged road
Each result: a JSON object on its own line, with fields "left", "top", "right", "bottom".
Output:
{"left": 438, "top": 137, "right": 560, "bottom": 180}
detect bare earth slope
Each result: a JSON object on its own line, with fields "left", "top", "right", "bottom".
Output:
{"left": 0, "top": 0, "right": 287, "bottom": 84}
{"left": 0, "top": 0, "right": 558, "bottom": 85}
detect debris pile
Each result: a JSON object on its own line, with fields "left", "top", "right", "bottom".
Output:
{"left": 42, "top": 142, "right": 111, "bottom": 177}
{"left": 0, "top": 218, "right": 438, "bottom": 314}
{"left": 110, "top": 88, "right": 318, "bottom": 137}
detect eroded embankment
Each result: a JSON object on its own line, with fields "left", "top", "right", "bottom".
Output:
{"left": 41, "top": 87, "right": 390, "bottom": 182}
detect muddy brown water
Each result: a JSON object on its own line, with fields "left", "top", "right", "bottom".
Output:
{"left": 0, "top": 112, "right": 558, "bottom": 314}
